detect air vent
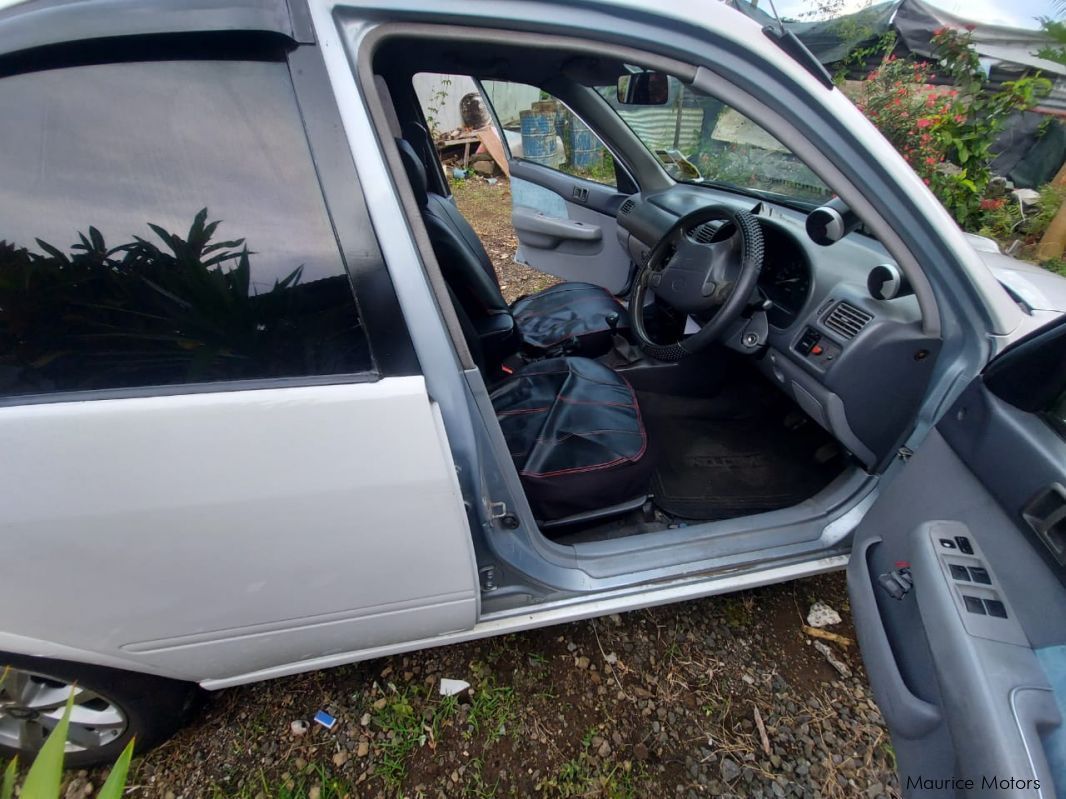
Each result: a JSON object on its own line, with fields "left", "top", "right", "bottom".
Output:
{"left": 619, "top": 198, "right": 636, "bottom": 216}
{"left": 823, "top": 301, "right": 872, "bottom": 339}
{"left": 689, "top": 221, "right": 724, "bottom": 244}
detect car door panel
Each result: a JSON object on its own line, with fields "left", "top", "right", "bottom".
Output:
{"left": 0, "top": 379, "right": 478, "bottom": 683}
{"left": 486, "top": 117, "right": 634, "bottom": 293}
{"left": 849, "top": 320, "right": 1066, "bottom": 797}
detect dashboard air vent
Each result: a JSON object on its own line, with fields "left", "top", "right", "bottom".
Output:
{"left": 619, "top": 198, "right": 636, "bottom": 216}
{"left": 823, "top": 301, "right": 872, "bottom": 339}
{"left": 690, "top": 221, "right": 724, "bottom": 244}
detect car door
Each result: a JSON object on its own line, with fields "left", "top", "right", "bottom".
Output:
{"left": 477, "top": 80, "right": 635, "bottom": 293}
{"left": 848, "top": 315, "right": 1066, "bottom": 797}
{"left": 0, "top": 36, "right": 478, "bottom": 686}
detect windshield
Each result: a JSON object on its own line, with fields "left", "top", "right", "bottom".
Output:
{"left": 596, "top": 74, "right": 833, "bottom": 208}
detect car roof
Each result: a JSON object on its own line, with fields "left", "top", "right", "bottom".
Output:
{"left": 0, "top": 0, "right": 310, "bottom": 60}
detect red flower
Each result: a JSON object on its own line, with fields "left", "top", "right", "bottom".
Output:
{"left": 925, "top": 157, "right": 937, "bottom": 166}
{"left": 917, "top": 118, "right": 933, "bottom": 128}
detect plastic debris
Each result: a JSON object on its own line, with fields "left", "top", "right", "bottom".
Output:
{"left": 439, "top": 678, "right": 471, "bottom": 696}
{"left": 806, "top": 601, "right": 842, "bottom": 628}
{"left": 313, "top": 709, "right": 337, "bottom": 730}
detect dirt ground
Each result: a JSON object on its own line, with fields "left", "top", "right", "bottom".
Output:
{"left": 449, "top": 177, "right": 560, "bottom": 303}
{"left": 77, "top": 178, "right": 898, "bottom": 799}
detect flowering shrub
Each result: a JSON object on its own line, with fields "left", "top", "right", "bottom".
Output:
{"left": 855, "top": 28, "right": 1051, "bottom": 229}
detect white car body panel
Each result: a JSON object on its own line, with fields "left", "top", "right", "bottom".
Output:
{"left": 0, "top": 379, "right": 478, "bottom": 682}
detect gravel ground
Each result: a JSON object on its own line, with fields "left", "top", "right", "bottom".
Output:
{"left": 88, "top": 573, "right": 898, "bottom": 799}
{"left": 76, "top": 178, "right": 899, "bottom": 799}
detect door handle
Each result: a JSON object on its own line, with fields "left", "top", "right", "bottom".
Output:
{"left": 1022, "top": 483, "right": 1066, "bottom": 566}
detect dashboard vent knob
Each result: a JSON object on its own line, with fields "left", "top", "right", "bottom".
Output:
{"left": 867, "top": 263, "right": 913, "bottom": 300}
{"left": 823, "top": 301, "right": 873, "bottom": 339}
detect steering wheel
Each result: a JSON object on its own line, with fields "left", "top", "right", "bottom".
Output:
{"left": 630, "top": 205, "right": 765, "bottom": 361}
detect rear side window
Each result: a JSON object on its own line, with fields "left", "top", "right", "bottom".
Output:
{"left": 0, "top": 59, "right": 372, "bottom": 398}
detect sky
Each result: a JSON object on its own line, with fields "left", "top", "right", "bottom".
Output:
{"left": 773, "top": 0, "right": 1061, "bottom": 29}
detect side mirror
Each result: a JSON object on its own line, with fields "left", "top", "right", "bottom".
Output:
{"left": 616, "top": 71, "right": 670, "bottom": 105}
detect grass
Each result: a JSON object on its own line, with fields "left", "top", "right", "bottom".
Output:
{"left": 466, "top": 677, "right": 517, "bottom": 745}
{"left": 369, "top": 687, "right": 457, "bottom": 788}
{"left": 212, "top": 765, "right": 351, "bottom": 799}
{"left": 540, "top": 746, "right": 644, "bottom": 799}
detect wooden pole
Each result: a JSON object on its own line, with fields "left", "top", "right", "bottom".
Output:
{"left": 1035, "top": 160, "right": 1066, "bottom": 261}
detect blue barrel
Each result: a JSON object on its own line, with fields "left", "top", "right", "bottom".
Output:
{"left": 570, "top": 117, "right": 603, "bottom": 168}
{"left": 520, "top": 109, "right": 557, "bottom": 166}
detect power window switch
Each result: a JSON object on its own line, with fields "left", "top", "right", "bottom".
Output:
{"left": 963, "top": 595, "right": 986, "bottom": 615}
{"left": 949, "top": 564, "right": 969, "bottom": 581}
{"left": 939, "top": 538, "right": 957, "bottom": 550}
{"left": 984, "top": 599, "right": 1008, "bottom": 618}
{"left": 968, "top": 567, "right": 991, "bottom": 585}
{"left": 955, "top": 536, "right": 974, "bottom": 555}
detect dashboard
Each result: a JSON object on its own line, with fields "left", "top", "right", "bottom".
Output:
{"left": 615, "top": 184, "right": 942, "bottom": 469}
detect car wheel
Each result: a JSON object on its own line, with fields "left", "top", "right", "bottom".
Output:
{"left": 0, "top": 654, "right": 198, "bottom": 768}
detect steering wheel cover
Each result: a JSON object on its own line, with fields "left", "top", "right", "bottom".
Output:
{"left": 630, "top": 205, "right": 764, "bottom": 360}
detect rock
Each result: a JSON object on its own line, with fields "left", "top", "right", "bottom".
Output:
{"left": 290, "top": 720, "right": 309, "bottom": 737}
{"left": 371, "top": 697, "right": 387, "bottom": 710}
{"left": 597, "top": 741, "right": 612, "bottom": 758}
{"left": 332, "top": 751, "right": 349, "bottom": 767}
{"left": 720, "top": 757, "right": 742, "bottom": 783}
{"left": 308, "top": 787, "right": 321, "bottom": 799}
{"left": 807, "top": 602, "right": 842, "bottom": 628}
{"left": 473, "top": 160, "right": 499, "bottom": 177}
{"left": 567, "top": 642, "right": 578, "bottom": 653}
{"left": 359, "top": 712, "right": 371, "bottom": 726}
{"left": 356, "top": 741, "right": 370, "bottom": 757}
{"left": 575, "top": 656, "right": 591, "bottom": 669}
{"left": 814, "top": 641, "right": 852, "bottom": 678}
{"left": 634, "top": 742, "right": 649, "bottom": 760}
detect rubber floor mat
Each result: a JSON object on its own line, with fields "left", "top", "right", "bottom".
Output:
{"left": 638, "top": 391, "right": 843, "bottom": 521}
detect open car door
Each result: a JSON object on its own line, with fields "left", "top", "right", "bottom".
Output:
{"left": 476, "top": 80, "right": 634, "bottom": 293}
{"left": 848, "top": 316, "right": 1066, "bottom": 797}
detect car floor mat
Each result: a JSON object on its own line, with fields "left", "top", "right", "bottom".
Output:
{"left": 637, "top": 390, "right": 844, "bottom": 521}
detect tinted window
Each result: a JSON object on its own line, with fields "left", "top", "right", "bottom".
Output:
{"left": 0, "top": 59, "right": 372, "bottom": 398}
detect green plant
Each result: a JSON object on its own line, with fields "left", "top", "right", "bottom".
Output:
{"left": 854, "top": 27, "right": 1051, "bottom": 230}
{"left": 1, "top": 689, "right": 133, "bottom": 799}
{"left": 424, "top": 76, "right": 454, "bottom": 139}
{"left": 0, "top": 210, "right": 365, "bottom": 395}
{"left": 466, "top": 677, "right": 516, "bottom": 745}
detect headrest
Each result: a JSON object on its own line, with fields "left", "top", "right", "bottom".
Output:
{"left": 395, "top": 138, "right": 428, "bottom": 206}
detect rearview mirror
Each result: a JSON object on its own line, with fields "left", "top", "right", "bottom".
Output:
{"left": 616, "top": 71, "right": 670, "bottom": 105}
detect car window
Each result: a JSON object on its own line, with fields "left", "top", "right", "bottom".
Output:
{"left": 0, "top": 59, "right": 372, "bottom": 399}
{"left": 595, "top": 72, "right": 833, "bottom": 208}
{"left": 479, "top": 80, "right": 617, "bottom": 187}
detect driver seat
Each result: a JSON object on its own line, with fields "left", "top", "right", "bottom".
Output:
{"left": 396, "top": 138, "right": 630, "bottom": 359}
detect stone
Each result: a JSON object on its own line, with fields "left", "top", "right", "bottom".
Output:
{"left": 356, "top": 741, "right": 370, "bottom": 757}
{"left": 720, "top": 758, "right": 742, "bottom": 783}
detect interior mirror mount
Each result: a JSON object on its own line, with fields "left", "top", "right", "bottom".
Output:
{"left": 616, "top": 71, "right": 670, "bottom": 105}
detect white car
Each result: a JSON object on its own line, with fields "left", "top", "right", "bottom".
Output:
{"left": 1, "top": 0, "right": 1065, "bottom": 793}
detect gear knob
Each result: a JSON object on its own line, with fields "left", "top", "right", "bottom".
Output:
{"left": 606, "top": 311, "right": 620, "bottom": 333}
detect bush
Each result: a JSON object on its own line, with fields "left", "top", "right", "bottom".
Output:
{"left": 854, "top": 27, "right": 1051, "bottom": 230}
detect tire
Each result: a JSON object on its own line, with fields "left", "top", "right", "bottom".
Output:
{"left": 0, "top": 653, "right": 199, "bottom": 769}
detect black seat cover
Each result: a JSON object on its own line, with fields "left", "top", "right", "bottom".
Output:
{"left": 491, "top": 357, "right": 651, "bottom": 521}
{"left": 395, "top": 138, "right": 629, "bottom": 356}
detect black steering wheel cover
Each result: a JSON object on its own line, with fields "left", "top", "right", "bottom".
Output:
{"left": 630, "top": 206, "right": 764, "bottom": 360}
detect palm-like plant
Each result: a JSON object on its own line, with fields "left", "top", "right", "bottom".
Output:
{"left": 0, "top": 209, "right": 367, "bottom": 395}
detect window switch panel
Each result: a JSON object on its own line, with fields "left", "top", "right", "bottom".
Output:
{"left": 949, "top": 564, "right": 969, "bottom": 581}
{"left": 984, "top": 599, "right": 1008, "bottom": 618}
{"left": 963, "top": 595, "right": 987, "bottom": 615}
